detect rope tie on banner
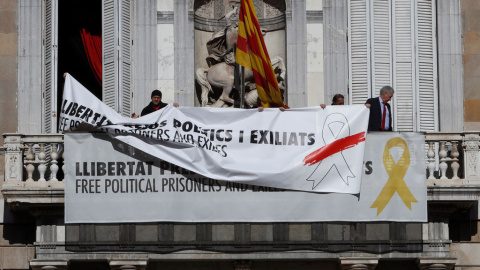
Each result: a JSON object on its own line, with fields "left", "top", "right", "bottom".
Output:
{"left": 370, "top": 137, "right": 418, "bottom": 215}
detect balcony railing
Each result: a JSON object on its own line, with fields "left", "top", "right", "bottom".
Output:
{"left": 3, "top": 133, "right": 64, "bottom": 185}
{"left": 2, "top": 132, "right": 480, "bottom": 184}
{"left": 425, "top": 132, "right": 480, "bottom": 184}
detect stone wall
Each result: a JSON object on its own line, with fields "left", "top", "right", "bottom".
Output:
{"left": 0, "top": 0, "right": 18, "bottom": 143}
{"left": 462, "top": 0, "right": 480, "bottom": 130}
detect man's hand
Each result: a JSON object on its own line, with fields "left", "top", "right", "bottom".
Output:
{"left": 279, "top": 107, "right": 285, "bottom": 112}
{"left": 173, "top": 103, "right": 180, "bottom": 108}
{"left": 131, "top": 113, "right": 139, "bottom": 119}
{"left": 258, "top": 106, "right": 264, "bottom": 112}
{"left": 365, "top": 104, "right": 371, "bottom": 108}
{"left": 320, "top": 104, "right": 326, "bottom": 109}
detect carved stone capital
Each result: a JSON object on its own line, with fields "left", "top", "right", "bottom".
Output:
{"left": 465, "top": 141, "right": 479, "bottom": 151}
{"left": 339, "top": 258, "right": 378, "bottom": 270}
{"left": 109, "top": 260, "right": 148, "bottom": 270}
{"left": 417, "top": 258, "right": 456, "bottom": 270}
{"left": 463, "top": 132, "right": 480, "bottom": 141}
{"left": 30, "top": 260, "right": 69, "bottom": 270}
{"left": 3, "top": 134, "right": 24, "bottom": 151}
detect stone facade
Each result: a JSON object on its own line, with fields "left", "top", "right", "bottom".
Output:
{"left": 0, "top": 0, "right": 480, "bottom": 269}
{"left": 462, "top": 0, "right": 480, "bottom": 130}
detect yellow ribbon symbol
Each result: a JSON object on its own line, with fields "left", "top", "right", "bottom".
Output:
{"left": 370, "top": 137, "right": 418, "bottom": 215}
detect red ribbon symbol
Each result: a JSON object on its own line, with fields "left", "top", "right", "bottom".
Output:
{"left": 304, "top": 113, "right": 366, "bottom": 190}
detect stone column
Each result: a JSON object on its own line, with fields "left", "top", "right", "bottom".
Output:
{"left": 323, "top": 0, "right": 348, "bottom": 103}
{"left": 437, "top": 0, "right": 463, "bottom": 131}
{"left": 30, "top": 260, "right": 69, "bottom": 270}
{"left": 417, "top": 258, "right": 456, "bottom": 270}
{"left": 174, "top": 0, "right": 195, "bottom": 106}
{"left": 427, "top": 207, "right": 453, "bottom": 241}
{"left": 3, "top": 134, "right": 24, "bottom": 184}
{"left": 17, "top": 0, "right": 43, "bottom": 134}
{"left": 133, "top": 0, "right": 158, "bottom": 113}
{"left": 286, "top": 0, "right": 308, "bottom": 107}
{"left": 233, "top": 260, "right": 252, "bottom": 270}
{"left": 109, "top": 260, "right": 148, "bottom": 270}
{"left": 339, "top": 258, "right": 378, "bottom": 270}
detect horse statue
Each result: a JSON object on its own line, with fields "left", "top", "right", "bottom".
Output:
{"left": 196, "top": 56, "right": 286, "bottom": 108}
{"left": 195, "top": 6, "right": 286, "bottom": 108}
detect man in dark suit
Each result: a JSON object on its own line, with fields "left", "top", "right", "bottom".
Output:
{"left": 365, "top": 86, "right": 395, "bottom": 131}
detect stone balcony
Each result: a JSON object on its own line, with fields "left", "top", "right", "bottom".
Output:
{"left": 3, "top": 132, "right": 480, "bottom": 204}
{"left": 2, "top": 132, "right": 476, "bottom": 266}
{"left": 2, "top": 132, "right": 480, "bottom": 211}
{"left": 2, "top": 133, "right": 64, "bottom": 211}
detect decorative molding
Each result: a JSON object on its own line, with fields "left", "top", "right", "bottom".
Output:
{"left": 157, "top": 11, "right": 174, "bottom": 24}
{"left": 306, "top": 10, "right": 323, "bottom": 24}
{"left": 2, "top": 185, "right": 65, "bottom": 212}
{"left": 194, "top": 14, "right": 285, "bottom": 32}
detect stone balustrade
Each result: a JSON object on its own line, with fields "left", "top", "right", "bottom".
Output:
{"left": 2, "top": 132, "right": 480, "bottom": 183}
{"left": 3, "top": 133, "right": 64, "bottom": 184}
{"left": 425, "top": 132, "right": 480, "bottom": 183}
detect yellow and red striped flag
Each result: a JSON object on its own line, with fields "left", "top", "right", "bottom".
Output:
{"left": 235, "top": 0, "right": 287, "bottom": 108}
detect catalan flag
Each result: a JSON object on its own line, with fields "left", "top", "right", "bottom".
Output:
{"left": 235, "top": 0, "right": 287, "bottom": 108}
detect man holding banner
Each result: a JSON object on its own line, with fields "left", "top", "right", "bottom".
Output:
{"left": 365, "top": 86, "right": 395, "bottom": 131}
{"left": 132, "top": 90, "right": 179, "bottom": 118}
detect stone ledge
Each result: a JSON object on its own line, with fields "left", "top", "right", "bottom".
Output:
{"left": 2, "top": 182, "right": 64, "bottom": 211}
{"left": 427, "top": 179, "right": 480, "bottom": 187}
{"left": 34, "top": 243, "right": 452, "bottom": 261}
{"left": 427, "top": 185, "right": 480, "bottom": 201}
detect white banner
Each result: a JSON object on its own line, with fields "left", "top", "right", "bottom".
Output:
{"left": 61, "top": 74, "right": 369, "bottom": 194}
{"left": 65, "top": 132, "right": 427, "bottom": 223}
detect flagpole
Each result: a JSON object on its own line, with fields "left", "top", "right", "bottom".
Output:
{"left": 240, "top": 66, "right": 245, "bottom": 108}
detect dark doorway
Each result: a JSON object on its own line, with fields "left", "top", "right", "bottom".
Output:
{"left": 58, "top": 0, "right": 102, "bottom": 112}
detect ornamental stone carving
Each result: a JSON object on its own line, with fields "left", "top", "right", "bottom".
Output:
{"left": 466, "top": 141, "right": 479, "bottom": 150}
{"left": 467, "top": 151, "right": 477, "bottom": 176}
{"left": 4, "top": 134, "right": 23, "bottom": 151}
{"left": 463, "top": 133, "right": 480, "bottom": 179}
{"left": 8, "top": 155, "right": 18, "bottom": 180}
{"left": 194, "top": 0, "right": 286, "bottom": 31}
{"left": 4, "top": 134, "right": 24, "bottom": 182}
{"left": 265, "top": 0, "right": 285, "bottom": 17}
{"left": 195, "top": 0, "right": 213, "bottom": 18}
{"left": 194, "top": 0, "right": 286, "bottom": 108}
